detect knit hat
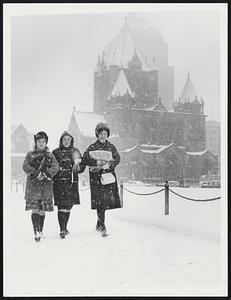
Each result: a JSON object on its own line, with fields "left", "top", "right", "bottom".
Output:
{"left": 95, "top": 122, "right": 110, "bottom": 138}
{"left": 34, "top": 131, "right": 48, "bottom": 144}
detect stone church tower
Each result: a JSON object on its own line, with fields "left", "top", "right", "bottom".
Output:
{"left": 97, "top": 15, "right": 175, "bottom": 110}
{"left": 94, "top": 47, "right": 158, "bottom": 114}
{"left": 93, "top": 18, "right": 206, "bottom": 152}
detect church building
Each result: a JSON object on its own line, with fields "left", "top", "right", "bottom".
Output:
{"left": 68, "top": 18, "right": 218, "bottom": 183}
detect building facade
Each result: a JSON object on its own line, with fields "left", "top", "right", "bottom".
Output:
{"left": 68, "top": 19, "right": 218, "bottom": 183}
{"left": 102, "top": 15, "right": 175, "bottom": 110}
{"left": 118, "top": 143, "right": 218, "bottom": 183}
{"left": 206, "top": 120, "right": 221, "bottom": 155}
{"left": 206, "top": 120, "right": 221, "bottom": 175}
{"left": 94, "top": 45, "right": 206, "bottom": 153}
{"left": 11, "top": 124, "right": 34, "bottom": 181}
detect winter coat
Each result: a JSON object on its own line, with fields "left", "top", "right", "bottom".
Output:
{"left": 23, "top": 147, "right": 59, "bottom": 211}
{"left": 82, "top": 139, "right": 121, "bottom": 210}
{"left": 52, "top": 132, "right": 85, "bottom": 209}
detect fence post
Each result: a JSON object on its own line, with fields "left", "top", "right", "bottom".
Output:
{"left": 11, "top": 181, "right": 12, "bottom": 191}
{"left": 16, "top": 181, "right": 18, "bottom": 193}
{"left": 165, "top": 180, "right": 169, "bottom": 215}
{"left": 120, "top": 181, "right": 123, "bottom": 208}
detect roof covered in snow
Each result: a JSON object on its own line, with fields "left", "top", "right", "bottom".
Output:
{"left": 141, "top": 143, "right": 178, "bottom": 154}
{"left": 186, "top": 149, "right": 217, "bottom": 156}
{"left": 104, "top": 21, "right": 147, "bottom": 68}
{"left": 111, "top": 69, "right": 134, "bottom": 98}
{"left": 179, "top": 74, "right": 197, "bottom": 101}
{"left": 122, "top": 143, "right": 195, "bottom": 155}
{"left": 103, "top": 19, "right": 154, "bottom": 71}
{"left": 71, "top": 110, "right": 106, "bottom": 138}
{"left": 121, "top": 145, "right": 137, "bottom": 153}
{"left": 122, "top": 143, "right": 185, "bottom": 154}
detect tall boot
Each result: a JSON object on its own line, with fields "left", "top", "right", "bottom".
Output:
{"left": 31, "top": 213, "right": 37, "bottom": 235}
{"left": 64, "top": 211, "right": 70, "bottom": 235}
{"left": 96, "top": 208, "right": 106, "bottom": 232}
{"left": 58, "top": 211, "right": 66, "bottom": 239}
{"left": 96, "top": 219, "right": 101, "bottom": 231}
{"left": 39, "top": 214, "right": 45, "bottom": 238}
{"left": 31, "top": 213, "right": 40, "bottom": 242}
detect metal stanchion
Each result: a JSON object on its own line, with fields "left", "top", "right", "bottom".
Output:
{"left": 165, "top": 181, "right": 169, "bottom": 215}
{"left": 120, "top": 181, "right": 123, "bottom": 208}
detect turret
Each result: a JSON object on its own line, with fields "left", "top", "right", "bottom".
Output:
{"left": 128, "top": 47, "right": 142, "bottom": 71}
{"left": 174, "top": 74, "right": 204, "bottom": 114}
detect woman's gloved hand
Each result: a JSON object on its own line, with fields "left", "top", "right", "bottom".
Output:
{"left": 73, "top": 158, "right": 81, "bottom": 172}
{"left": 101, "top": 162, "right": 111, "bottom": 170}
{"left": 89, "top": 166, "right": 102, "bottom": 173}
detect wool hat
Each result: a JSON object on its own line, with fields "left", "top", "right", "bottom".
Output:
{"left": 34, "top": 131, "right": 48, "bottom": 144}
{"left": 95, "top": 122, "right": 110, "bottom": 138}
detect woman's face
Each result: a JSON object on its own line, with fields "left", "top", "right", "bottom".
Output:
{"left": 98, "top": 130, "right": 108, "bottom": 143}
{"left": 62, "top": 135, "right": 72, "bottom": 148}
{"left": 36, "top": 138, "right": 46, "bottom": 150}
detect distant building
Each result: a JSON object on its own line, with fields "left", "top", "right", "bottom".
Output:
{"left": 94, "top": 55, "right": 206, "bottom": 152}
{"left": 68, "top": 108, "right": 120, "bottom": 153}
{"left": 206, "top": 120, "right": 220, "bottom": 155}
{"left": 11, "top": 124, "right": 34, "bottom": 181}
{"left": 206, "top": 120, "right": 221, "bottom": 175}
{"left": 67, "top": 19, "right": 218, "bottom": 182}
{"left": 119, "top": 143, "right": 218, "bottom": 183}
{"left": 68, "top": 108, "right": 107, "bottom": 153}
{"left": 11, "top": 123, "right": 34, "bottom": 154}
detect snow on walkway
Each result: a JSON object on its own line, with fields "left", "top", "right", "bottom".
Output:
{"left": 4, "top": 186, "right": 225, "bottom": 296}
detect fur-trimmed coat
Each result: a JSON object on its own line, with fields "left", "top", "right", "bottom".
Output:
{"left": 23, "top": 147, "right": 59, "bottom": 211}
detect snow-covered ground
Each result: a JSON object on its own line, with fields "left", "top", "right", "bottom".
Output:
{"left": 4, "top": 185, "right": 226, "bottom": 296}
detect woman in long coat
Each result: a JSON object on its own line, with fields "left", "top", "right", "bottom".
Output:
{"left": 23, "top": 131, "right": 59, "bottom": 242}
{"left": 82, "top": 122, "right": 121, "bottom": 237}
{"left": 52, "top": 131, "right": 85, "bottom": 238}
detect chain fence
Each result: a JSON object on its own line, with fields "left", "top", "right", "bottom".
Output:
{"left": 169, "top": 188, "right": 221, "bottom": 202}
{"left": 10, "top": 180, "right": 221, "bottom": 210}
{"left": 123, "top": 185, "right": 165, "bottom": 196}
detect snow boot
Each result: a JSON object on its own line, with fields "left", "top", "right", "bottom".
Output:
{"left": 64, "top": 229, "right": 70, "bottom": 236}
{"left": 96, "top": 219, "right": 102, "bottom": 231}
{"left": 101, "top": 225, "right": 109, "bottom": 237}
{"left": 39, "top": 215, "right": 45, "bottom": 238}
{"left": 31, "top": 213, "right": 41, "bottom": 241}
{"left": 64, "top": 211, "right": 70, "bottom": 235}
{"left": 59, "top": 231, "right": 66, "bottom": 239}
{"left": 34, "top": 231, "right": 41, "bottom": 242}
{"left": 58, "top": 211, "right": 66, "bottom": 236}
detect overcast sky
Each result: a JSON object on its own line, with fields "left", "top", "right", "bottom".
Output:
{"left": 11, "top": 9, "right": 221, "bottom": 135}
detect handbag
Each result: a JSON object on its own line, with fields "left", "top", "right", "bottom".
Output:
{"left": 100, "top": 172, "right": 115, "bottom": 185}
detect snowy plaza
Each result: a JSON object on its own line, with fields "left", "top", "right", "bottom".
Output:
{"left": 4, "top": 184, "right": 224, "bottom": 296}
{"left": 4, "top": 4, "right": 227, "bottom": 297}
